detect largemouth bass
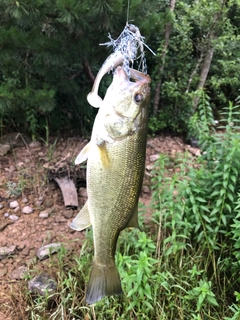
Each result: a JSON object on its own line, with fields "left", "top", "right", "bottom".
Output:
{"left": 71, "top": 66, "right": 151, "bottom": 304}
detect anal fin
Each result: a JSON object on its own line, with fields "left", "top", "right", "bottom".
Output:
{"left": 125, "top": 203, "right": 141, "bottom": 230}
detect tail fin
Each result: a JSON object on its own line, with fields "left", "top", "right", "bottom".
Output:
{"left": 86, "top": 259, "right": 123, "bottom": 304}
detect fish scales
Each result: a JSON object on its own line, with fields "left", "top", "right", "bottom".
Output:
{"left": 88, "top": 133, "right": 147, "bottom": 258}
{"left": 71, "top": 66, "right": 151, "bottom": 304}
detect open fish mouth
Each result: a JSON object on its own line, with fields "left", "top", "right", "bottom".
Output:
{"left": 109, "top": 66, "right": 151, "bottom": 97}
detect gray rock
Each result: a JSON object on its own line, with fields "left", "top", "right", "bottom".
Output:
{"left": 9, "top": 214, "right": 19, "bottom": 221}
{"left": 10, "top": 266, "right": 28, "bottom": 280}
{"left": 28, "top": 274, "right": 57, "bottom": 296}
{"left": 4, "top": 212, "right": 9, "bottom": 217}
{"left": 55, "top": 215, "right": 66, "bottom": 223}
{"left": 0, "top": 143, "right": 10, "bottom": 156}
{"left": 14, "top": 206, "right": 20, "bottom": 213}
{"left": 0, "top": 203, "right": 3, "bottom": 209}
{"left": 36, "top": 243, "right": 64, "bottom": 260}
{"left": 0, "top": 245, "right": 17, "bottom": 260}
{"left": 29, "top": 140, "right": 41, "bottom": 148}
{"left": 9, "top": 200, "right": 19, "bottom": 209}
{"left": 63, "top": 209, "right": 73, "bottom": 219}
{"left": 0, "top": 132, "right": 31, "bottom": 147}
{"left": 21, "top": 197, "right": 28, "bottom": 203}
{"left": 39, "top": 207, "right": 53, "bottom": 219}
{"left": 78, "top": 187, "right": 88, "bottom": 198}
{"left": 35, "top": 200, "right": 43, "bottom": 206}
{"left": 22, "top": 206, "right": 33, "bottom": 214}
{"left": 39, "top": 210, "right": 49, "bottom": 219}
{"left": 149, "top": 154, "right": 160, "bottom": 162}
{"left": 142, "top": 185, "right": 151, "bottom": 194}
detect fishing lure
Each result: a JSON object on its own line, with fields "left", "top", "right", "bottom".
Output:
{"left": 87, "top": 23, "right": 155, "bottom": 108}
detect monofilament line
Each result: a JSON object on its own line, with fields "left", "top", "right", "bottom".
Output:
{"left": 126, "top": 0, "right": 130, "bottom": 23}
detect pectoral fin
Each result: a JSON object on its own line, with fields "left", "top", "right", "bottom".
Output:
{"left": 75, "top": 142, "right": 91, "bottom": 165}
{"left": 97, "top": 140, "right": 110, "bottom": 169}
{"left": 70, "top": 201, "right": 91, "bottom": 231}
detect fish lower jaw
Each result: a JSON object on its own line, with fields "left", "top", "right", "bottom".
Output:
{"left": 87, "top": 92, "right": 103, "bottom": 108}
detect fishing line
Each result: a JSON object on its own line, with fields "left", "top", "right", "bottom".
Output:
{"left": 126, "top": 0, "right": 130, "bottom": 23}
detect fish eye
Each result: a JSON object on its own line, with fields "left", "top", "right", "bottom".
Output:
{"left": 134, "top": 93, "right": 143, "bottom": 103}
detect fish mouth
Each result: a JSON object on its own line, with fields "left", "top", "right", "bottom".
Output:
{"left": 113, "top": 66, "right": 151, "bottom": 90}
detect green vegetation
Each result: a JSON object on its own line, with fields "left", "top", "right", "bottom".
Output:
{"left": 4, "top": 96, "right": 236, "bottom": 319}
{"left": 0, "top": 0, "right": 240, "bottom": 137}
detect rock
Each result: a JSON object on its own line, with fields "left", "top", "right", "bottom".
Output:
{"left": 79, "top": 187, "right": 88, "bottom": 198}
{"left": 28, "top": 274, "right": 57, "bottom": 296}
{"left": 36, "top": 243, "right": 64, "bottom": 260}
{"left": 17, "top": 243, "right": 26, "bottom": 251}
{"left": 190, "top": 138, "right": 199, "bottom": 148}
{"left": 146, "top": 164, "right": 154, "bottom": 171}
{"left": 21, "top": 247, "right": 30, "bottom": 256}
{"left": 10, "top": 266, "right": 28, "bottom": 280}
{"left": 29, "top": 140, "right": 41, "bottom": 148}
{"left": 149, "top": 154, "right": 160, "bottom": 162}
{"left": 9, "top": 214, "right": 19, "bottom": 221}
{"left": 14, "top": 206, "right": 20, "bottom": 212}
{"left": 21, "top": 197, "right": 28, "bottom": 203}
{"left": 35, "top": 200, "right": 43, "bottom": 206}
{"left": 4, "top": 212, "right": 9, "bottom": 217}
{"left": 17, "top": 161, "right": 25, "bottom": 167}
{"left": 142, "top": 185, "right": 151, "bottom": 194}
{"left": 0, "top": 245, "right": 17, "bottom": 260}
{"left": 0, "top": 143, "right": 10, "bottom": 156}
{"left": 39, "top": 210, "right": 49, "bottom": 219}
{"left": 63, "top": 209, "right": 74, "bottom": 219}
{"left": 55, "top": 215, "right": 66, "bottom": 223}
{"left": 9, "top": 200, "right": 19, "bottom": 209}
{"left": 39, "top": 207, "right": 53, "bottom": 219}
{"left": 0, "top": 219, "right": 14, "bottom": 231}
{"left": 0, "top": 203, "right": 3, "bottom": 209}
{"left": 22, "top": 206, "right": 33, "bottom": 214}
{"left": 44, "top": 199, "right": 53, "bottom": 207}
{"left": 0, "top": 132, "right": 31, "bottom": 147}
{"left": 0, "top": 268, "right": 7, "bottom": 277}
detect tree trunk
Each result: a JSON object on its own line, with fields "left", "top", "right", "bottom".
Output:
{"left": 192, "top": 0, "right": 226, "bottom": 110}
{"left": 153, "top": 0, "right": 176, "bottom": 116}
{"left": 185, "top": 51, "right": 204, "bottom": 94}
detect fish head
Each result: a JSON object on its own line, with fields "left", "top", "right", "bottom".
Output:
{"left": 104, "top": 66, "right": 151, "bottom": 122}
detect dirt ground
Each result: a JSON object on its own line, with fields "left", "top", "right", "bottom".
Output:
{"left": 0, "top": 133, "right": 199, "bottom": 319}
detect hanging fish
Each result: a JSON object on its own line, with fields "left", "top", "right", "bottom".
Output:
{"left": 71, "top": 66, "right": 151, "bottom": 304}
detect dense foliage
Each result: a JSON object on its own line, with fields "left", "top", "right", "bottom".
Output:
{"left": 0, "top": 0, "right": 239, "bottom": 138}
